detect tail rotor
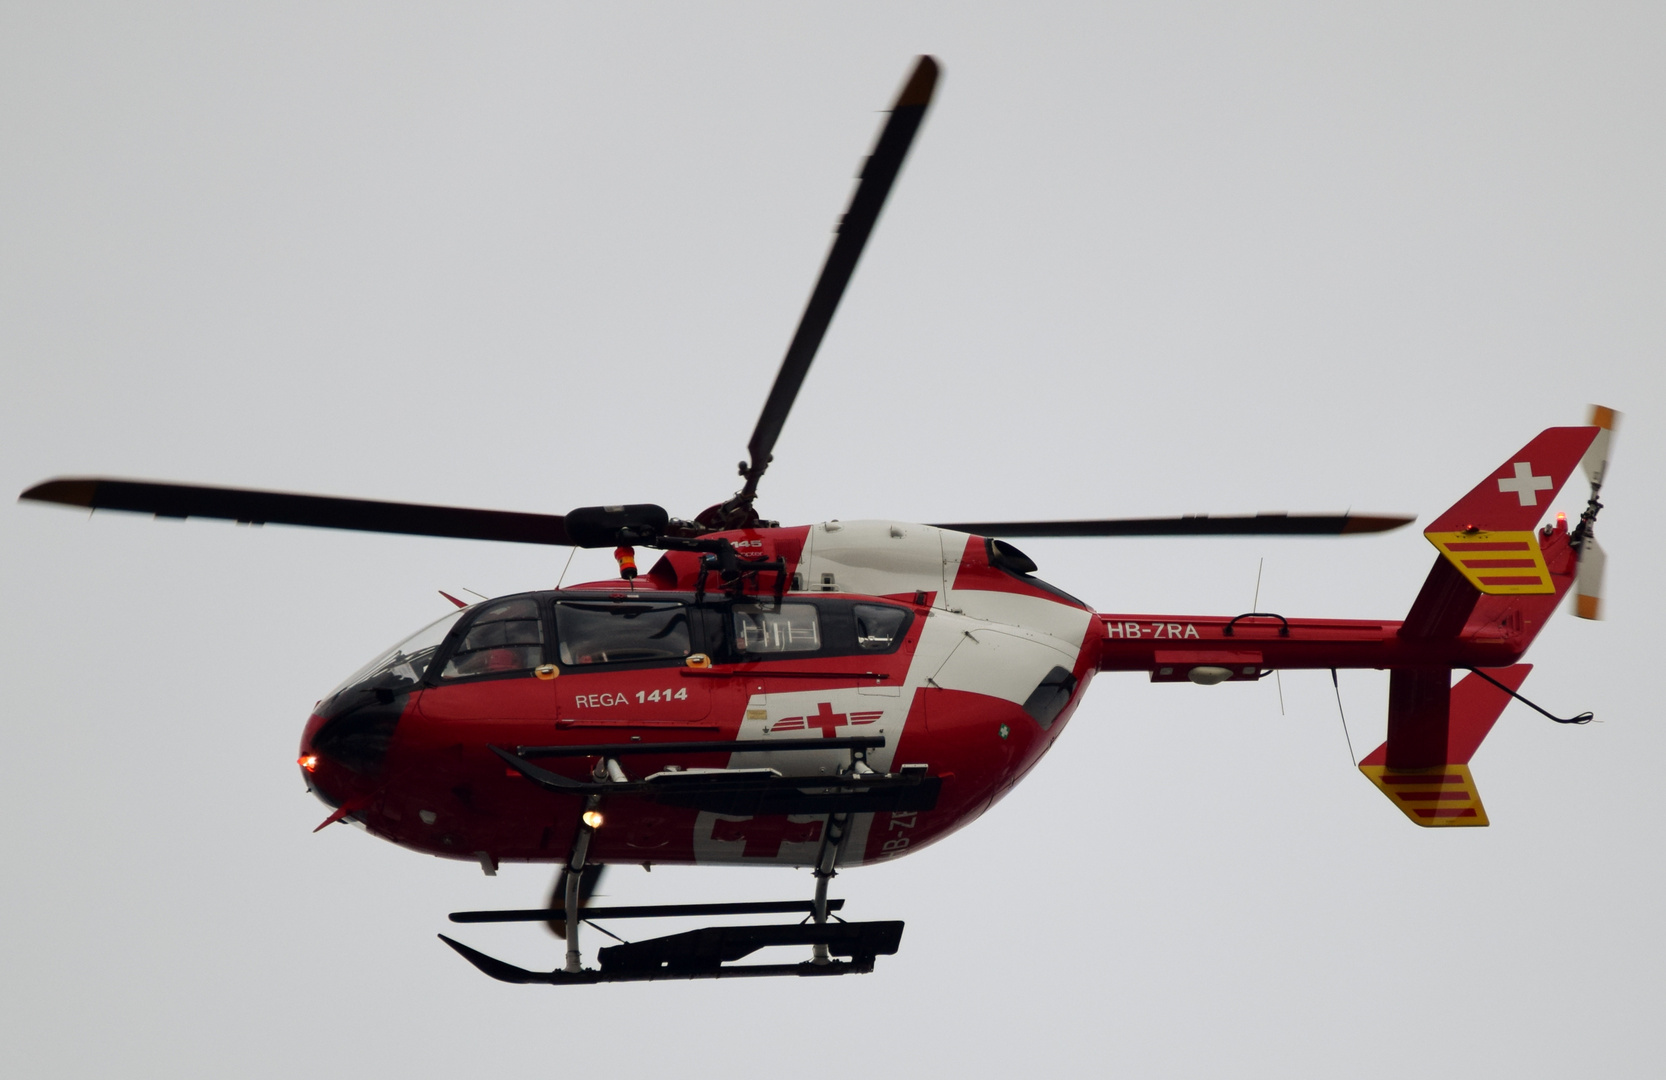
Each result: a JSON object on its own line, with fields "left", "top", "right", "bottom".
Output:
{"left": 1572, "top": 405, "right": 1619, "bottom": 620}
{"left": 1575, "top": 537, "right": 1606, "bottom": 620}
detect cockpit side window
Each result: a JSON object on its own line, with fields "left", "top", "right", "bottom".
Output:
{"left": 439, "top": 597, "right": 544, "bottom": 679}
{"left": 852, "top": 603, "right": 909, "bottom": 650}
{"left": 555, "top": 602, "right": 692, "bottom": 666}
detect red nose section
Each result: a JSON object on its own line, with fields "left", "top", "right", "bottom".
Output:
{"left": 298, "top": 709, "right": 379, "bottom": 818}
{"left": 299, "top": 711, "right": 328, "bottom": 758}
{"left": 298, "top": 711, "right": 340, "bottom": 808}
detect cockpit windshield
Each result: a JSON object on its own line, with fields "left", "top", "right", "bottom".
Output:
{"left": 328, "top": 607, "right": 469, "bottom": 699}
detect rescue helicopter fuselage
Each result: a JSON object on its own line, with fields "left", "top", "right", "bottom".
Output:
{"left": 300, "top": 521, "right": 1104, "bottom": 871}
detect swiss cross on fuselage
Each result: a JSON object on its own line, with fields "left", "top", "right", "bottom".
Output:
{"left": 711, "top": 817, "right": 822, "bottom": 857}
{"left": 808, "top": 701, "right": 848, "bottom": 737}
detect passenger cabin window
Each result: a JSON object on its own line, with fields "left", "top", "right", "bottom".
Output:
{"left": 733, "top": 602, "right": 821, "bottom": 654}
{"left": 853, "top": 604, "right": 908, "bottom": 650}
{"left": 555, "top": 602, "right": 691, "bottom": 665}
{"left": 440, "top": 597, "right": 544, "bottom": 679}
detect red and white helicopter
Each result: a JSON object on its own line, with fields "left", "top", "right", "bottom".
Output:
{"left": 19, "top": 56, "right": 1618, "bottom": 985}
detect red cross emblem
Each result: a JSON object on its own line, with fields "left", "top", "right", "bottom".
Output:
{"left": 711, "top": 817, "right": 822, "bottom": 858}
{"left": 807, "top": 701, "right": 848, "bottom": 737}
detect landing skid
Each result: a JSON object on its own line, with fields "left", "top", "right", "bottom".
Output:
{"left": 441, "top": 797, "right": 900, "bottom": 983}
{"left": 439, "top": 918, "right": 903, "bottom": 984}
{"left": 444, "top": 733, "right": 910, "bottom": 983}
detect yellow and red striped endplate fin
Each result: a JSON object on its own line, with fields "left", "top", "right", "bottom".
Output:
{"left": 1424, "top": 529, "right": 1555, "bottom": 595}
{"left": 1359, "top": 763, "right": 1489, "bottom": 827}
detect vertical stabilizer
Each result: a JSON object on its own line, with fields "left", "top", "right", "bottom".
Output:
{"left": 1358, "top": 665, "right": 1530, "bottom": 827}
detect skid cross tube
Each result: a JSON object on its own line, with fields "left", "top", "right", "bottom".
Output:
{"left": 492, "top": 744, "right": 942, "bottom": 816}
{"left": 516, "top": 736, "right": 886, "bottom": 758}
{"left": 451, "top": 899, "right": 848, "bottom": 924}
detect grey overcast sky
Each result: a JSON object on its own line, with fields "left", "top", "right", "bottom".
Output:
{"left": 3, "top": 4, "right": 1663, "bottom": 1077}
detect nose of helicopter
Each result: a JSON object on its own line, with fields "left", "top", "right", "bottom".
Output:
{"left": 297, "top": 708, "right": 385, "bottom": 813}
{"left": 297, "top": 712, "right": 344, "bottom": 808}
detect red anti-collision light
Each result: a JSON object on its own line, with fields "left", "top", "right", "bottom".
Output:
{"left": 298, "top": 754, "right": 319, "bottom": 772}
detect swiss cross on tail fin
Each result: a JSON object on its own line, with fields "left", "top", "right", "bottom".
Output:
{"left": 1427, "top": 427, "right": 1597, "bottom": 533}
{"left": 1423, "top": 427, "right": 1598, "bottom": 597}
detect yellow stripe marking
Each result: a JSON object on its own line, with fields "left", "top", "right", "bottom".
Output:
{"left": 1424, "top": 530, "right": 1555, "bottom": 595}
{"left": 1360, "top": 764, "right": 1490, "bottom": 827}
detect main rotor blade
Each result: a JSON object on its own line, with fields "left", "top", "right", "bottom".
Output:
{"left": 20, "top": 477, "right": 573, "bottom": 546}
{"left": 926, "top": 513, "right": 1416, "bottom": 538}
{"left": 740, "top": 56, "right": 939, "bottom": 501}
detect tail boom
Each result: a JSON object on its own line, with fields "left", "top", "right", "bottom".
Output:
{"left": 1095, "top": 511, "right": 1577, "bottom": 677}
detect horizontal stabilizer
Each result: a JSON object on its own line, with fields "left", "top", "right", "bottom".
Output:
{"left": 1359, "top": 665, "right": 1530, "bottom": 827}
{"left": 1359, "top": 763, "right": 1489, "bottom": 826}
{"left": 1423, "top": 531, "right": 1557, "bottom": 596}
